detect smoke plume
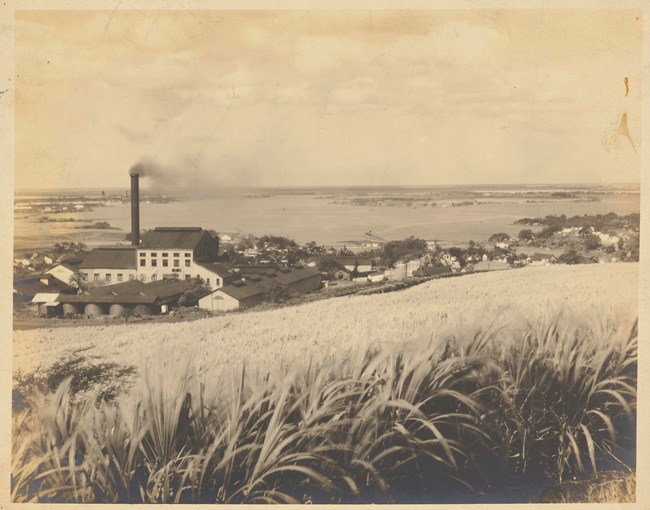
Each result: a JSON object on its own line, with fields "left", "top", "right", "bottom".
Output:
{"left": 128, "top": 155, "right": 261, "bottom": 197}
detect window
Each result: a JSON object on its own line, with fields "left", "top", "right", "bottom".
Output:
{"left": 162, "top": 253, "right": 168, "bottom": 257}
{"left": 206, "top": 278, "right": 211, "bottom": 286}
{"left": 162, "top": 259, "right": 168, "bottom": 267}
{"left": 185, "top": 259, "right": 191, "bottom": 267}
{"left": 94, "top": 274, "right": 99, "bottom": 281}
{"left": 216, "top": 278, "right": 221, "bottom": 286}
{"left": 151, "top": 252, "right": 157, "bottom": 257}
{"left": 185, "top": 275, "right": 191, "bottom": 280}
{"left": 129, "top": 274, "right": 135, "bottom": 281}
{"left": 174, "top": 253, "right": 180, "bottom": 257}
{"left": 106, "top": 274, "right": 111, "bottom": 282}
{"left": 82, "top": 274, "right": 88, "bottom": 281}
{"left": 140, "top": 259, "right": 146, "bottom": 267}
{"left": 152, "top": 274, "right": 158, "bottom": 281}
{"left": 185, "top": 253, "right": 191, "bottom": 258}
{"left": 117, "top": 274, "right": 123, "bottom": 282}
{"left": 152, "top": 259, "right": 157, "bottom": 267}
{"left": 174, "top": 260, "right": 179, "bottom": 267}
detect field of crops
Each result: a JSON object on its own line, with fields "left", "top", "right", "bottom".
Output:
{"left": 12, "top": 263, "right": 638, "bottom": 503}
{"left": 14, "top": 263, "right": 638, "bottom": 381}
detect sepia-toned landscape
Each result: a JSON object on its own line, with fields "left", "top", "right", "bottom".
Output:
{"left": 9, "top": 6, "right": 642, "bottom": 506}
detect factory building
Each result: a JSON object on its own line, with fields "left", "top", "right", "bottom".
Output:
{"left": 74, "top": 172, "right": 320, "bottom": 313}
{"left": 79, "top": 246, "right": 137, "bottom": 284}
{"left": 77, "top": 173, "right": 230, "bottom": 290}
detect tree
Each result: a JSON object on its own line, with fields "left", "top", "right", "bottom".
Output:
{"left": 69, "top": 271, "right": 88, "bottom": 291}
{"left": 584, "top": 234, "right": 601, "bottom": 251}
{"left": 236, "top": 237, "right": 257, "bottom": 251}
{"left": 557, "top": 250, "right": 583, "bottom": 265}
{"left": 305, "top": 241, "right": 324, "bottom": 255}
{"left": 259, "top": 235, "right": 298, "bottom": 250}
{"left": 124, "top": 229, "right": 150, "bottom": 243}
{"left": 264, "top": 282, "right": 289, "bottom": 303}
{"left": 318, "top": 258, "right": 343, "bottom": 274}
{"left": 382, "top": 237, "right": 427, "bottom": 267}
{"left": 518, "top": 229, "right": 535, "bottom": 241}
{"left": 488, "top": 233, "right": 510, "bottom": 243}
{"left": 178, "top": 277, "right": 211, "bottom": 307}
{"left": 52, "top": 242, "right": 88, "bottom": 261}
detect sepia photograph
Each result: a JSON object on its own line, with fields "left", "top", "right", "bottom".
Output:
{"left": 2, "top": 1, "right": 647, "bottom": 506}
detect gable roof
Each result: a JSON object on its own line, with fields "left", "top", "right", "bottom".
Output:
{"left": 217, "top": 280, "right": 266, "bottom": 301}
{"left": 194, "top": 261, "right": 236, "bottom": 279}
{"left": 14, "top": 275, "right": 74, "bottom": 299}
{"left": 215, "top": 266, "right": 321, "bottom": 302}
{"left": 139, "top": 227, "right": 214, "bottom": 250}
{"left": 79, "top": 247, "right": 136, "bottom": 269}
{"left": 32, "top": 292, "right": 63, "bottom": 305}
{"left": 57, "top": 279, "right": 191, "bottom": 304}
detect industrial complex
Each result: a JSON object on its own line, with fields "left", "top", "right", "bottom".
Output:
{"left": 17, "top": 172, "right": 321, "bottom": 317}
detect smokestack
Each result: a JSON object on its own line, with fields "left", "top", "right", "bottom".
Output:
{"left": 130, "top": 173, "right": 140, "bottom": 246}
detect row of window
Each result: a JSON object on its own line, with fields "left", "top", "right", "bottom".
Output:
{"left": 84, "top": 273, "right": 218, "bottom": 286}
{"left": 139, "top": 258, "right": 190, "bottom": 268}
{"left": 87, "top": 273, "right": 135, "bottom": 282}
{"left": 144, "top": 252, "right": 192, "bottom": 258}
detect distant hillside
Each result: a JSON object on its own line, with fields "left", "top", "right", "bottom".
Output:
{"left": 13, "top": 263, "right": 638, "bottom": 381}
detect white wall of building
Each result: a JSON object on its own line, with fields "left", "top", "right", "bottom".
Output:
{"left": 199, "top": 291, "right": 241, "bottom": 312}
{"left": 80, "top": 268, "right": 137, "bottom": 285}
{"left": 135, "top": 249, "right": 226, "bottom": 289}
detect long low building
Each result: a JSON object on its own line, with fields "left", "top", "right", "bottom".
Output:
{"left": 199, "top": 266, "right": 321, "bottom": 312}
{"left": 57, "top": 279, "right": 194, "bottom": 316}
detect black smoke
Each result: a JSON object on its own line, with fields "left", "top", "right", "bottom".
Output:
{"left": 128, "top": 155, "right": 262, "bottom": 197}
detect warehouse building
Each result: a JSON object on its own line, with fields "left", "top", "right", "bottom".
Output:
{"left": 57, "top": 279, "right": 193, "bottom": 317}
{"left": 199, "top": 266, "right": 321, "bottom": 312}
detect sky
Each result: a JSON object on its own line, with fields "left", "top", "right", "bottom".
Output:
{"left": 14, "top": 9, "right": 642, "bottom": 190}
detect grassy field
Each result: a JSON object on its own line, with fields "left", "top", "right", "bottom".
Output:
{"left": 14, "top": 263, "right": 638, "bottom": 382}
{"left": 12, "top": 263, "right": 638, "bottom": 503}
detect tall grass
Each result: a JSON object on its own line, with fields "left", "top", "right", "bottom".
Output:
{"left": 12, "top": 313, "right": 637, "bottom": 503}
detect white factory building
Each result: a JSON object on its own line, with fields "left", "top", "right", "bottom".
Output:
{"left": 78, "top": 227, "right": 232, "bottom": 290}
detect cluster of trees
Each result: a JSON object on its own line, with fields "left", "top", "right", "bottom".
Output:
{"left": 80, "top": 221, "right": 118, "bottom": 230}
{"left": 52, "top": 242, "right": 89, "bottom": 260}
{"left": 381, "top": 237, "right": 428, "bottom": 267}
{"left": 178, "top": 277, "right": 212, "bottom": 307}
{"left": 515, "top": 212, "right": 640, "bottom": 232}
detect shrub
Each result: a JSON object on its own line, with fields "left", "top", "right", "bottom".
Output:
{"left": 12, "top": 313, "right": 637, "bottom": 504}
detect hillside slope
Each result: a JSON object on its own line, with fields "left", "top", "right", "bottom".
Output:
{"left": 13, "top": 263, "right": 639, "bottom": 380}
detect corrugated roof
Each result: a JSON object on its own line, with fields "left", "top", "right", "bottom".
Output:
{"left": 139, "top": 227, "right": 212, "bottom": 249}
{"left": 57, "top": 279, "right": 190, "bottom": 304}
{"left": 217, "top": 280, "right": 265, "bottom": 300}
{"left": 79, "top": 247, "right": 136, "bottom": 269}
{"left": 216, "top": 266, "right": 320, "bottom": 302}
